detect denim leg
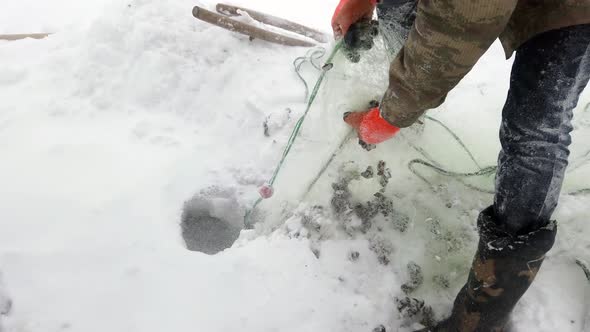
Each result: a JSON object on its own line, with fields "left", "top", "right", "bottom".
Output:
{"left": 495, "top": 25, "right": 590, "bottom": 234}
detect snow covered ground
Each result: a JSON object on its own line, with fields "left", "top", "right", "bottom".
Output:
{"left": 1, "top": 0, "right": 590, "bottom": 331}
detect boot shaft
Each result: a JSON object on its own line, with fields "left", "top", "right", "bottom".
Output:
{"left": 445, "top": 207, "right": 557, "bottom": 332}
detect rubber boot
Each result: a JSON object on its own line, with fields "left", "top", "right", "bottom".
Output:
{"left": 417, "top": 207, "right": 557, "bottom": 332}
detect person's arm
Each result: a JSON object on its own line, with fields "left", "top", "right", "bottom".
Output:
{"left": 380, "top": 0, "right": 517, "bottom": 128}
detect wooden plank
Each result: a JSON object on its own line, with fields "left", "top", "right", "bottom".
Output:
{"left": 0, "top": 33, "right": 51, "bottom": 41}
{"left": 216, "top": 3, "right": 328, "bottom": 43}
{"left": 192, "top": 6, "right": 315, "bottom": 47}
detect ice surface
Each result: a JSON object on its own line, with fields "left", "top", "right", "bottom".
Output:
{"left": 1, "top": 0, "right": 590, "bottom": 331}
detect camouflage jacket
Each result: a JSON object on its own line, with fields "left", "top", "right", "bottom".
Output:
{"left": 380, "top": 0, "right": 590, "bottom": 128}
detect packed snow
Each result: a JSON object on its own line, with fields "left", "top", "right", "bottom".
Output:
{"left": 1, "top": 0, "right": 590, "bottom": 331}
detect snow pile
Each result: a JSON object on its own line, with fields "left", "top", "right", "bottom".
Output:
{"left": 1, "top": 0, "right": 590, "bottom": 331}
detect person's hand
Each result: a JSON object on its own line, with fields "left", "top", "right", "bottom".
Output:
{"left": 344, "top": 103, "right": 400, "bottom": 150}
{"left": 331, "top": 0, "right": 378, "bottom": 39}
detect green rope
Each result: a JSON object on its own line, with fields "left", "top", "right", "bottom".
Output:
{"left": 244, "top": 41, "right": 344, "bottom": 228}
{"left": 424, "top": 115, "right": 482, "bottom": 169}
{"left": 406, "top": 116, "right": 496, "bottom": 194}
{"left": 408, "top": 116, "right": 590, "bottom": 196}
{"left": 577, "top": 259, "right": 590, "bottom": 282}
{"left": 293, "top": 48, "right": 326, "bottom": 100}
{"left": 408, "top": 158, "right": 496, "bottom": 194}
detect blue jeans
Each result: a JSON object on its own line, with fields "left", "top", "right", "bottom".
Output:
{"left": 377, "top": 2, "right": 590, "bottom": 234}
{"left": 495, "top": 25, "right": 590, "bottom": 234}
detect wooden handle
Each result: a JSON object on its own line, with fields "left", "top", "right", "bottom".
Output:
{"left": 216, "top": 3, "right": 328, "bottom": 43}
{"left": 193, "top": 6, "right": 315, "bottom": 47}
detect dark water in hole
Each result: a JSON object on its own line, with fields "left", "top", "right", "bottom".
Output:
{"left": 180, "top": 187, "right": 243, "bottom": 255}
{"left": 181, "top": 213, "right": 241, "bottom": 255}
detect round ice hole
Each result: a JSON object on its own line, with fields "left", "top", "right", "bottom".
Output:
{"left": 181, "top": 187, "right": 243, "bottom": 255}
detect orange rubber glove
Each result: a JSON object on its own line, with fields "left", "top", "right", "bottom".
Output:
{"left": 344, "top": 107, "right": 400, "bottom": 145}
{"left": 331, "top": 0, "right": 378, "bottom": 38}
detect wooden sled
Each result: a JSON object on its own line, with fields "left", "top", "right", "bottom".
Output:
{"left": 192, "top": 4, "right": 328, "bottom": 47}
{"left": 0, "top": 33, "right": 51, "bottom": 41}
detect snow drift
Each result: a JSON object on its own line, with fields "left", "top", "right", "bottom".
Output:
{"left": 1, "top": 0, "right": 590, "bottom": 331}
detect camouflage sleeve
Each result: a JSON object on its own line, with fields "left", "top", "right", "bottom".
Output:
{"left": 380, "top": 0, "right": 517, "bottom": 128}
